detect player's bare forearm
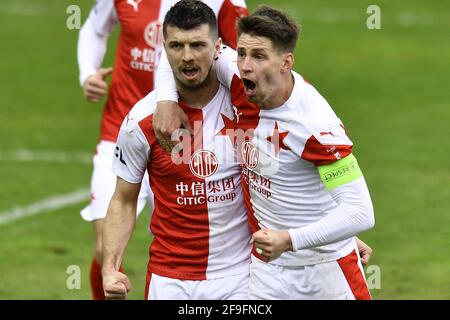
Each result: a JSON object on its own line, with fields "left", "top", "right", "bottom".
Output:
{"left": 102, "top": 177, "right": 140, "bottom": 273}
{"left": 101, "top": 182, "right": 138, "bottom": 300}
{"left": 102, "top": 197, "right": 136, "bottom": 272}
{"left": 102, "top": 203, "right": 134, "bottom": 300}
{"left": 102, "top": 204, "right": 134, "bottom": 298}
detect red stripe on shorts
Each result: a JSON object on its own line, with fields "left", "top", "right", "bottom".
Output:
{"left": 337, "top": 250, "right": 372, "bottom": 300}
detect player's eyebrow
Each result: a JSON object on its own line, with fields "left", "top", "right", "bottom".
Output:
{"left": 190, "top": 40, "right": 208, "bottom": 46}
{"left": 237, "top": 46, "right": 269, "bottom": 54}
{"left": 167, "top": 40, "right": 184, "bottom": 47}
{"left": 250, "top": 48, "right": 269, "bottom": 56}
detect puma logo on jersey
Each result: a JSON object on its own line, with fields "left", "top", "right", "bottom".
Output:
{"left": 127, "top": 0, "right": 142, "bottom": 12}
{"left": 320, "top": 129, "right": 334, "bottom": 137}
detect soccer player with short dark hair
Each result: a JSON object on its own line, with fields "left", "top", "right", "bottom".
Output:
{"left": 77, "top": 0, "right": 248, "bottom": 300}
{"left": 101, "top": 0, "right": 251, "bottom": 300}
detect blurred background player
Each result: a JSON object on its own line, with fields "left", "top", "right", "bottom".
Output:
{"left": 77, "top": 0, "right": 248, "bottom": 300}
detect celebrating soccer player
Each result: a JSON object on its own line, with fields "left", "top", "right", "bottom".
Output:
{"left": 77, "top": 0, "right": 248, "bottom": 300}
{"left": 101, "top": 0, "right": 251, "bottom": 300}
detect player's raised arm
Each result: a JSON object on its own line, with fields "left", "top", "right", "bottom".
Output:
{"left": 215, "top": 45, "right": 240, "bottom": 88}
{"left": 153, "top": 45, "right": 239, "bottom": 151}
{"left": 77, "top": 0, "right": 118, "bottom": 102}
{"left": 155, "top": 45, "right": 238, "bottom": 102}
{"left": 153, "top": 0, "right": 247, "bottom": 150}
{"left": 153, "top": 48, "right": 192, "bottom": 152}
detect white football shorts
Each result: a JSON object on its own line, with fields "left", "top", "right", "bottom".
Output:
{"left": 145, "top": 272, "right": 249, "bottom": 300}
{"left": 80, "top": 140, "right": 153, "bottom": 221}
{"left": 249, "top": 249, "right": 372, "bottom": 300}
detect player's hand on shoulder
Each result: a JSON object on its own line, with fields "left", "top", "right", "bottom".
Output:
{"left": 102, "top": 270, "right": 131, "bottom": 300}
{"left": 83, "top": 67, "right": 113, "bottom": 103}
{"left": 153, "top": 101, "right": 192, "bottom": 153}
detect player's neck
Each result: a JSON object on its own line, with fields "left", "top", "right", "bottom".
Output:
{"left": 260, "top": 72, "right": 295, "bottom": 110}
{"left": 177, "top": 67, "right": 220, "bottom": 109}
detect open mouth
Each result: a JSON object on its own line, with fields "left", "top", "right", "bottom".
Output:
{"left": 242, "top": 78, "right": 257, "bottom": 96}
{"left": 182, "top": 67, "right": 199, "bottom": 79}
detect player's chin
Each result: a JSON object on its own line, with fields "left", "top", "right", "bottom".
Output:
{"left": 180, "top": 77, "right": 204, "bottom": 89}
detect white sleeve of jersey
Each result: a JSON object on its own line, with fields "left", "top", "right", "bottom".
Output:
{"left": 216, "top": 45, "right": 240, "bottom": 88}
{"left": 288, "top": 176, "right": 375, "bottom": 250}
{"left": 90, "top": 0, "right": 118, "bottom": 36}
{"left": 155, "top": 48, "right": 179, "bottom": 103}
{"left": 77, "top": 17, "right": 108, "bottom": 86}
{"left": 112, "top": 116, "right": 150, "bottom": 185}
{"left": 77, "top": 0, "right": 118, "bottom": 86}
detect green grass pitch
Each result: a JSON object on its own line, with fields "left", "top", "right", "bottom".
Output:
{"left": 0, "top": 0, "right": 449, "bottom": 299}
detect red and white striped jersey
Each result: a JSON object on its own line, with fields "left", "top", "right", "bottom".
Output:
{"left": 215, "top": 47, "right": 358, "bottom": 266}
{"left": 112, "top": 85, "right": 251, "bottom": 280}
{"left": 86, "top": 0, "right": 248, "bottom": 142}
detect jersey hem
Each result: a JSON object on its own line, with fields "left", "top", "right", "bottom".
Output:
{"left": 148, "top": 262, "right": 250, "bottom": 281}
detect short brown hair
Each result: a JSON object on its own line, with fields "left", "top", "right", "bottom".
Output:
{"left": 237, "top": 6, "right": 300, "bottom": 53}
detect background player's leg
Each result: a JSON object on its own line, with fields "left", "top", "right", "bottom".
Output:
{"left": 90, "top": 219, "right": 105, "bottom": 300}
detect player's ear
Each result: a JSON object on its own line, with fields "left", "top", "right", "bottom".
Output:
{"left": 214, "top": 37, "right": 223, "bottom": 59}
{"left": 281, "top": 53, "right": 294, "bottom": 73}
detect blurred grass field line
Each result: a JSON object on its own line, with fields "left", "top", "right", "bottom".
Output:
{"left": 0, "top": 0, "right": 449, "bottom": 299}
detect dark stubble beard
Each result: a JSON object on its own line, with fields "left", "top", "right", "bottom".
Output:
{"left": 176, "top": 60, "right": 215, "bottom": 92}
